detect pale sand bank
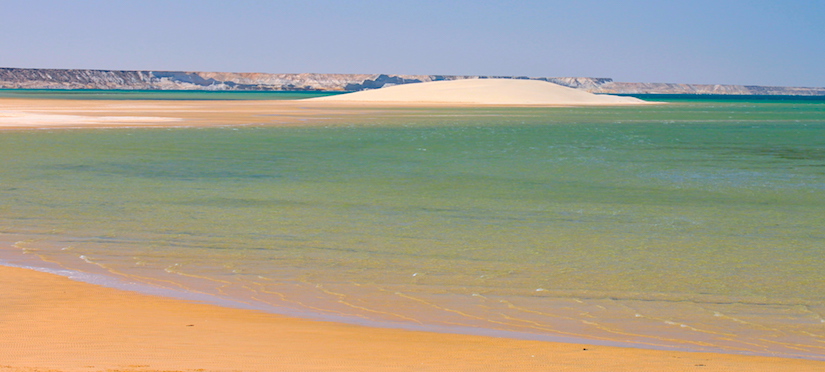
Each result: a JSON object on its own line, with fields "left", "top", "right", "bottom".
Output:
{"left": 1, "top": 265, "right": 822, "bottom": 372}
{"left": 0, "top": 83, "right": 652, "bottom": 130}
{"left": 0, "top": 111, "right": 181, "bottom": 126}
{"left": 307, "top": 78, "right": 651, "bottom": 105}
{"left": 0, "top": 99, "right": 348, "bottom": 129}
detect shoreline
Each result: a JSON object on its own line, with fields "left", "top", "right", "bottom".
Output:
{"left": 2, "top": 263, "right": 823, "bottom": 371}
{"left": 0, "top": 238, "right": 702, "bottom": 355}
{"left": 4, "top": 236, "right": 823, "bottom": 362}
{"left": 0, "top": 246, "right": 716, "bottom": 355}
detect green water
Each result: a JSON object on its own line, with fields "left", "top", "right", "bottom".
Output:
{"left": 1, "top": 97, "right": 824, "bottom": 358}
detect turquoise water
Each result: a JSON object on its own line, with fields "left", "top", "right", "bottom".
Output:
{"left": 1, "top": 96, "right": 824, "bottom": 359}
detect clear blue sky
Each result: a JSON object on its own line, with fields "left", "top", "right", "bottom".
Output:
{"left": 1, "top": 0, "right": 823, "bottom": 87}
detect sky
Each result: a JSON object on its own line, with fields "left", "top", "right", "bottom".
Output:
{"left": 1, "top": 0, "right": 823, "bottom": 87}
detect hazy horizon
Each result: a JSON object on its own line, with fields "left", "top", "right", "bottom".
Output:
{"left": 1, "top": 0, "right": 823, "bottom": 87}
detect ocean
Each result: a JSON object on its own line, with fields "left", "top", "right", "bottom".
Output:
{"left": 1, "top": 93, "right": 823, "bottom": 359}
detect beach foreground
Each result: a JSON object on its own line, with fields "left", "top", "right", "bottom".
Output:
{"left": 2, "top": 265, "right": 822, "bottom": 372}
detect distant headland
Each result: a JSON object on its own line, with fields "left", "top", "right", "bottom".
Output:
{"left": 1, "top": 67, "right": 823, "bottom": 95}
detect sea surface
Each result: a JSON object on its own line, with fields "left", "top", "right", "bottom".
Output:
{"left": 1, "top": 92, "right": 824, "bottom": 359}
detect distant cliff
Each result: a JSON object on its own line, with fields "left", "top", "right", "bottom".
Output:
{"left": 589, "top": 81, "right": 825, "bottom": 96}
{"left": 1, "top": 67, "right": 823, "bottom": 95}
{"left": 0, "top": 67, "right": 610, "bottom": 92}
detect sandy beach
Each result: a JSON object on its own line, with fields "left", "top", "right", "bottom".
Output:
{"left": 2, "top": 264, "right": 822, "bottom": 372}
{"left": 1, "top": 87, "right": 824, "bottom": 371}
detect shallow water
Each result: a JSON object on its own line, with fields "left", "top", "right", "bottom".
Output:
{"left": 1, "top": 97, "right": 824, "bottom": 359}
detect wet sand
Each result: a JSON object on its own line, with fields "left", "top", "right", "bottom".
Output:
{"left": 2, "top": 265, "right": 822, "bottom": 372}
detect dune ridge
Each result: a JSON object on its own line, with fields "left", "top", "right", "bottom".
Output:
{"left": 307, "top": 78, "right": 651, "bottom": 105}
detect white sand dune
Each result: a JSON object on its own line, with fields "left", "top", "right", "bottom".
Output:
{"left": 307, "top": 78, "right": 650, "bottom": 105}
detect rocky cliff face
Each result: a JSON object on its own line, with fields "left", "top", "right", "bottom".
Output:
{"left": 0, "top": 68, "right": 615, "bottom": 92}
{"left": 1, "top": 67, "right": 823, "bottom": 95}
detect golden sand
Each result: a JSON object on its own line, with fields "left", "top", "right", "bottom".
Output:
{"left": 1, "top": 265, "right": 822, "bottom": 372}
